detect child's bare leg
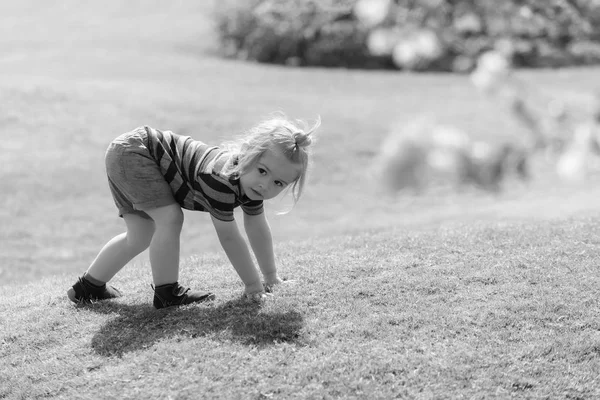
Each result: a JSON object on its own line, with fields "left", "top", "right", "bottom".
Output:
{"left": 144, "top": 204, "right": 183, "bottom": 286}
{"left": 143, "top": 204, "right": 215, "bottom": 308}
{"left": 67, "top": 213, "right": 154, "bottom": 303}
{"left": 86, "top": 213, "right": 155, "bottom": 282}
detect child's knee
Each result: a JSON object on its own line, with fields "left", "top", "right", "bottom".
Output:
{"left": 156, "top": 206, "right": 184, "bottom": 230}
{"left": 126, "top": 231, "right": 153, "bottom": 252}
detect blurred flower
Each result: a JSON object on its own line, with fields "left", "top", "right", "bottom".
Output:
{"left": 465, "top": 141, "right": 511, "bottom": 191}
{"left": 470, "top": 141, "right": 495, "bottom": 163}
{"left": 519, "top": 6, "right": 534, "bottom": 19}
{"left": 470, "top": 69, "right": 498, "bottom": 92}
{"left": 375, "top": 116, "right": 532, "bottom": 194}
{"left": 556, "top": 148, "right": 587, "bottom": 182}
{"left": 431, "top": 125, "right": 470, "bottom": 150}
{"left": 455, "top": 13, "right": 483, "bottom": 35}
{"left": 426, "top": 126, "right": 472, "bottom": 184}
{"left": 367, "top": 28, "right": 397, "bottom": 56}
{"left": 478, "top": 51, "right": 511, "bottom": 77}
{"left": 556, "top": 123, "right": 599, "bottom": 182}
{"left": 470, "top": 50, "right": 511, "bottom": 93}
{"left": 354, "top": 0, "right": 392, "bottom": 27}
{"left": 494, "top": 38, "right": 515, "bottom": 57}
{"left": 375, "top": 122, "right": 429, "bottom": 193}
{"left": 392, "top": 30, "right": 442, "bottom": 70}
{"left": 392, "top": 40, "right": 422, "bottom": 70}
{"left": 413, "top": 29, "right": 442, "bottom": 60}
{"left": 426, "top": 147, "right": 469, "bottom": 184}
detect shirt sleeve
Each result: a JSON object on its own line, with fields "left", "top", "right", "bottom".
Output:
{"left": 208, "top": 206, "right": 236, "bottom": 222}
{"left": 241, "top": 200, "right": 264, "bottom": 216}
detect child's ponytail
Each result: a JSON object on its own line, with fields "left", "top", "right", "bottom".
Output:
{"left": 292, "top": 128, "right": 314, "bottom": 149}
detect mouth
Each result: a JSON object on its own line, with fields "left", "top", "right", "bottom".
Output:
{"left": 251, "top": 188, "right": 263, "bottom": 199}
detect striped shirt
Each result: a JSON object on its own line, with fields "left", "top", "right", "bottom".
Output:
{"left": 142, "top": 126, "right": 263, "bottom": 221}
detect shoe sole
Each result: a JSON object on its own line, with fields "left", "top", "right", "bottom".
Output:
{"left": 203, "top": 293, "right": 217, "bottom": 302}
{"left": 154, "top": 293, "right": 216, "bottom": 309}
{"left": 67, "top": 283, "right": 122, "bottom": 304}
{"left": 66, "top": 288, "right": 79, "bottom": 303}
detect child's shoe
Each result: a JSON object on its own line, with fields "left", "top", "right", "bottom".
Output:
{"left": 67, "top": 276, "right": 122, "bottom": 303}
{"left": 153, "top": 282, "right": 215, "bottom": 309}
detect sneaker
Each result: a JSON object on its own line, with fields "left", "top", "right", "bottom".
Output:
{"left": 152, "top": 282, "right": 215, "bottom": 309}
{"left": 67, "top": 276, "right": 122, "bottom": 303}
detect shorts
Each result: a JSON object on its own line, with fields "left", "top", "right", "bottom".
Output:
{"left": 105, "top": 128, "right": 177, "bottom": 219}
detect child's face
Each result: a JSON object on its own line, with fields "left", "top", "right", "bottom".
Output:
{"left": 240, "top": 147, "right": 302, "bottom": 201}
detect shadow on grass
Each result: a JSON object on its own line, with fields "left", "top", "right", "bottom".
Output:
{"left": 84, "top": 298, "right": 305, "bottom": 357}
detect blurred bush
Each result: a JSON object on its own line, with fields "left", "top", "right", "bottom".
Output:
{"left": 213, "top": 0, "right": 600, "bottom": 71}
{"left": 213, "top": 0, "right": 386, "bottom": 68}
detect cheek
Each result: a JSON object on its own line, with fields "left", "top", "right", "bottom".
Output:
{"left": 271, "top": 185, "right": 285, "bottom": 196}
{"left": 239, "top": 172, "right": 253, "bottom": 188}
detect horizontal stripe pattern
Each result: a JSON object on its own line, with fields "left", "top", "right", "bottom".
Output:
{"left": 143, "top": 126, "right": 263, "bottom": 221}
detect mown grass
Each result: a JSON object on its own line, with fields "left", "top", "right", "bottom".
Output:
{"left": 3, "top": 215, "right": 600, "bottom": 398}
{"left": 2, "top": 1, "right": 600, "bottom": 398}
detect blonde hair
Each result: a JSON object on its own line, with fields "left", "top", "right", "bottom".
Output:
{"left": 222, "top": 113, "right": 321, "bottom": 203}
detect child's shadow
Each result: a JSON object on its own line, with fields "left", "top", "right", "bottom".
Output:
{"left": 86, "top": 298, "right": 305, "bottom": 357}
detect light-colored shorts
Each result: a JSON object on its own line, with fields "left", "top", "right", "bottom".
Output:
{"left": 105, "top": 128, "right": 176, "bottom": 219}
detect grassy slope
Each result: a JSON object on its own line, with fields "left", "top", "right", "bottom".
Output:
{"left": 3, "top": 215, "right": 600, "bottom": 399}
{"left": 2, "top": 1, "right": 600, "bottom": 398}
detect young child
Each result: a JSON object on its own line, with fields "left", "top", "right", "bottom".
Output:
{"left": 67, "top": 115, "right": 320, "bottom": 308}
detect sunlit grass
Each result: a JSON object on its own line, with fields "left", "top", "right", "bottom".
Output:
{"left": 3, "top": 218, "right": 600, "bottom": 398}
{"left": 2, "top": 1, "right": 600, "bottom": 398}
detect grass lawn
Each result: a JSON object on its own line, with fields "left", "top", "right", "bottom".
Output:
{"left": 2, "top": 1, "right": 600, "bottom": 398}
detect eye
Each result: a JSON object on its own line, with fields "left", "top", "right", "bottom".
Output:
{"left": 274, "top": 180, "right": 285, "bottom": 187}
{"left": 258, "top": 168, "right": 267, "bottom": 175}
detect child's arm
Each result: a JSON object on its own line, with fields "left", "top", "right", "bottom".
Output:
{"left": 211, "top": 216, "right": 264, "bottom": 295}
{"left": 243, "top": 211, "right": 282, "bottom": 286}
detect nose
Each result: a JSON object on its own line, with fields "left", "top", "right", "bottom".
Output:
{"left": 253, "top": 181, "right": 264, "bottom": 196}
{"left": 258, "top": 180, "right": 272, "bottom": 196}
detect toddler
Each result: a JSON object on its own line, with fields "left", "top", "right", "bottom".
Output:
{"left": 67, "top": 115, "right": 320, "bottom": 308}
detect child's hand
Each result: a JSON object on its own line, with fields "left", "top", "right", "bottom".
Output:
{"left": 263, "top": 277, "right": 296, "bottom": 293}
{"left": 265, "top": 275, "right": 284, "bottom": 286}
{"left": 244, "top": 290, "right": 273, "bottom": 302}
{"left": 244, "top": 281, "right": 272, "bottom": 302}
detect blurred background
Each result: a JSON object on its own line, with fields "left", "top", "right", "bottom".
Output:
{"left": 1, "top": 0, "right": 599, "bottom": 286}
